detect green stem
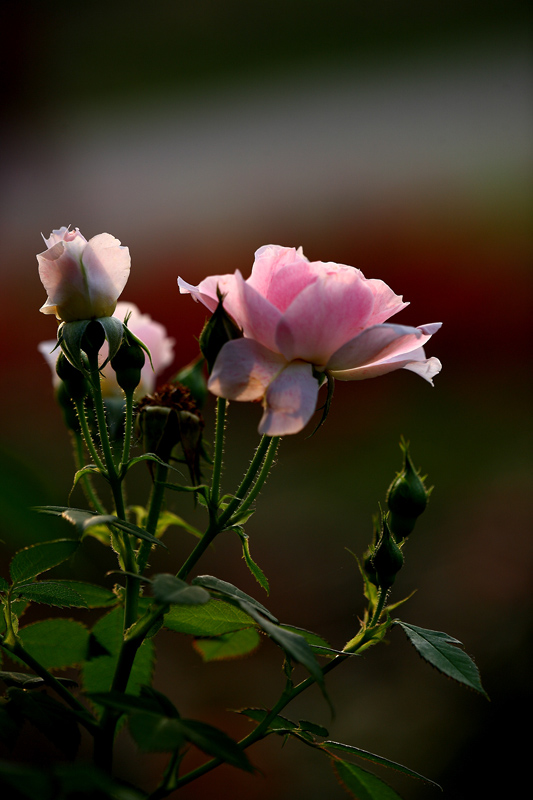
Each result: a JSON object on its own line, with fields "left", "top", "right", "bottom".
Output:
{"left": 177, "top": 436, "right": 279, "bottom": 581}
{"left": 87, "top": 350, "right": 138, "bottom": 627}
{"left": 0, "top": 637, "right": 98, "bottom": 735}
{"left": 210, "top": 397, "right": 227, "bottom": 507}
{"left": 234, "top": 436, "right": 280, "bottom": 518}
{"left": 71, "top": 431, "right": 107, "bottom": 514}
{"left": 166, "top": 653, "right": 350, "bottom": 794}
{"left": 74, "top": 398, "right": 105, "bottom": 473}
{"left": 216, "top": 435, "right": 271, "bottom": 525}
{"left": 137, "top": 462, "right": 169, "bottom": 574}
{"left": 121, "top": 389, "right": 135, "bottom": 468}
{"left": 370, "top": 588, "right": 389, "bottom": 626}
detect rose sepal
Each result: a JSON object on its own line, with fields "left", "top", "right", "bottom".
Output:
{"left": 58, "top": 316, "right": 124, "bottom": 372}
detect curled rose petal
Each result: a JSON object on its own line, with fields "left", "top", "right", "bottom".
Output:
{"left": 208, "top": 338, "right": 287, "bottom": 402}
{"left": 259, "top": 361, "right": 319, "bottom": 436}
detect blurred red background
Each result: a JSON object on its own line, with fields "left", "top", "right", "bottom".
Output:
{"left": 1, "top": 2, "right": 531, "bottom": 798}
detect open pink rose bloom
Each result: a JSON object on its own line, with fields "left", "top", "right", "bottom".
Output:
{"left": 179, "top": 245, "right": 442, "bottom": 436}
{"left": 38, "top": 227, "right": 130, "bottom": 322}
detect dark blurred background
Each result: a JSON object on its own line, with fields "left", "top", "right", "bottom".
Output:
{"left": 1, "top": 1, "right": 532, "bottom": 798}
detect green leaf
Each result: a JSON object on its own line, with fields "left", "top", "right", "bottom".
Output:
{"left": 9, "top": 539, "right": 79, "bottom": 585}
{"left": 81, "top": 608, "right": 154, "bottom": 707}
{"left": 299, "top": 719, "right": 329, "bottom": 737}
{"left": 333, "top": 758, "right": 404, "bottom": 800}
{"left": 49, "top": 581, "right": 117, "bottom": 608}
{"left": 0, "top": 577, "right": 9, "bottom": 593}
{"left": 18, "top": 619, "right": 90, "bottom": 669}
{"left": 239, "top": 707, "right": 297, "bottom": 733}
{"left": 57, "top": 319, "right": 91, "bottom": 371}
{"left": 193, "top": 627, "right": 261, "bottom": 661}
{"left": 165, "top": 598, "right": 257, "bottom": 637}
{"left": 130, "top": 506, "right": 202, "bottom": 539}
{"left": 0, "top": 599, "right": 27, "bottom": 638}
{"left": 395, "top": 620, "right": 488, "bottom": 697}
{"left": 6, "top": 688, "right": 81, "bottom": 758}
{"left": 0, "top": 671, "right": 78, "bottom": 690}
{"left": 33, "top": 506, "right": 166, "bottom": 549}
{"left": 129, "top": 711, "right": 186, "bottom": 752}
{"left": 238, "top": 601, "right": 324, "bottom": 689}
{"left": 237, "top": 531, "right": 269, "bottom": 594}
{"left": 280, "top": 624, "right": 337, "bottom": 657}
{"left": 152, "top": 574, "right": 210, "bottom": 606}
{"left": 12, "top": 581, "right": 87, "bottom": 608}
{"left": 323, "top": 741, "right": 441, "bottom": 787}
{"left": 88, "top": 688, "right": 176, "bottom": 717}
{"left": 178, "top": 718, "right": 254, "bottom": 772}
{"left": 192, "top": 575, "right": 278, "bottom": 622}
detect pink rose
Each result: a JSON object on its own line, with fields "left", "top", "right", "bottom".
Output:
{"left": 39, "top": 302, "right": 174, "bottom": 400}
{"left": 179, "top": 245, "right": 442, "bottom": 436}
{"left": 38, "top": 227, "right": 130, "bottom": 322}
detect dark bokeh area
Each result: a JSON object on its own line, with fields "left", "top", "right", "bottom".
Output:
{"left": 1, "top": 2, "right": 532, "bottom": 798}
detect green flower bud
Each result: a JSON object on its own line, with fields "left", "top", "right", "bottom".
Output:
{"left": 81, "top": 319, "right": 106, "bottom": 357}
{"left": 370, "top": 513, "right": 404, "bottom": 592}
{"left": 110, "top": 340, "right": 146, "bottom": 393}
{"left": 56, "top": 352, "right": 89, "bottom": 402}
{"left": 199, "top": 292, "right": 242, "bottom": 373}
{"left": 386, "top": 439, "right": 430, "bottom": 539}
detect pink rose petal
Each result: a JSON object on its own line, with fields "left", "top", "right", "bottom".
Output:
{"left": 208, "top": 338, "right": 287, "bottom": 402}
{"left": 259, "top": 361, "right": 319, "bottom": 436}
{"left": 275, "top": 269, "right": 374, "bottom": 365}
{"left": 327, "top": 323, "right": 429, "bottom": 372}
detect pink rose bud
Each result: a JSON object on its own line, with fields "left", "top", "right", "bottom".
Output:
{"left": 178, "top": 245, "right": 442, "bottom": 436}
{"left": 37, "top": 226, "right": 131, "bottom": 322}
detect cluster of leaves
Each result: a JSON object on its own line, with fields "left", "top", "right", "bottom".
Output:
{"left": 1, "top": 509, "right": 486, "bottom": 800}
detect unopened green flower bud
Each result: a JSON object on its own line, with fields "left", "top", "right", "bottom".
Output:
{"left": 81, "top": 319, "right": 106, "bottom": 357}
{"left": 56, "top": 352, "right": 89, "bottom": 402}
{"left": 386, "top": 439, "right": 430, "bottom": 539}
{"left": 199, "top": 292, "right": 242, "bottom": 373}
{"left": 370, "top": 514, "right": 404, "bottom": 592}
{"left": 110, "top": 340, "right": 146, "bottom": 393}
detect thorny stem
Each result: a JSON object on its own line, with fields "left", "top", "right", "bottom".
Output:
{"left": 71, "top": 430, "right": 107, "bottom": 514}
{"left": 370, "top": 588, "right": 389, "bottom": 626}
{"left": 210, "top": 397, "right": 227, "bottom": 507}
{"left": 121, "top": 388, "right": 135, "bottom": 469}
{"left": 234, "top": 436, "right": 280, "bottom": 518}
{"left": 74, "top": 398, "right": 105, "bottom": 473}
{"left": 137, "top": 461, "right": 169, "bottom": 575}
